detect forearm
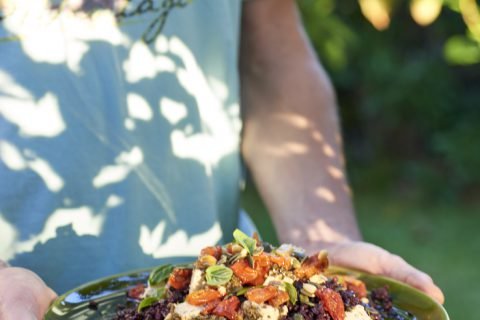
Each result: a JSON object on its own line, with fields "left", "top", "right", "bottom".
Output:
{"left": 240, "top": 0, "right": 361, "bottom": 250}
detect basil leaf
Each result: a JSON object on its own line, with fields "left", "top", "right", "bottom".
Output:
{"left": 284, "top": 282, "right": 298, "bottom": 305}
{"left": 206, "top": 265, "right": 233, "bottom": 286}
{"left": 151, "top": 286, "right": 167, "bottom": 299}
{"left": 233, "top": 229, "right": 256, "bottom": 256}
{"left": 137, "top": 296, "right": 160, "bottom": 312}
{"left": 148, "top": 264, "right": 174, "bottom": 286}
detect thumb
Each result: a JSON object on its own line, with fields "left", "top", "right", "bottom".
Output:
{"left": 0, "top": 268, "right": 57, "bottom": 319}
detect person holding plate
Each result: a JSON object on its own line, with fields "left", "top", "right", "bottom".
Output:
{"left": 0, "top": 0, "right": 443, "bottom": 319}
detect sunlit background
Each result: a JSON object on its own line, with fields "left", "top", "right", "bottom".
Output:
{"left": 243, "top": 1, "right": 480, "bottom": 319}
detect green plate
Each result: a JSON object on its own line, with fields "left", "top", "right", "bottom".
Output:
{"left": 45, "top": 265, "right": 449, "bottom": 319}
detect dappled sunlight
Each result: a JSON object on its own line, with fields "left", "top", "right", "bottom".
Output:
{"left": 306, "top": 219, "right": 349, "bottom": 243}
{"left": 0, "top": 140, "right": 26, "bottom": 171}
{"left": 139, "top": 221, "right": 222, "bottom": 258}
{"left": 0, "top": 71, "right": 66, "bottom": 137}
{"left": 2, "top": 3, "right": 128, "bottom": 73}
{"left": 0, "top": 194, "right": 123, "bottom": 259}
{"left": 0, "top": 213, "right": 17, "bottom": 261}
{"left": 264, "top": 142, "right": 309, "bottom": 157}
{"left": 160, "top": 97, "right": 188, "bottom": 125}
{"left": 312, "top": 130, "right": 324, "bottom": 143}
{"left": 123, "top": 41, "right": 176, "bottom": 83}
{"left": 0, "top": 1, "right": 244, "bottom": 287}
{"left": 208, "top": 76, "right": 229, "bottom": 103}
{"left": 127, "top": 92, "right": 153, "bottom": 121}
{"left": 0, "top": 141, "right": 65, "bottom": 192}
{"left": 92, "top": 146, "right": 143, "bottom": 188}
{"left": 327, "top": 165, "right": 344, "bottom": 180}
{"left": 315, "top": 187, "right": 336, "bottom": 203}
{"left": 273, "top": 113, "right": 310, "bottom": 129}
{"left": 284, "top": 142, "right": 309, "bottom": 155}
{"left": 165, "top": 36, "right": 240, "bottom": 169}
{"left": 0, "top": 92, "right": 65, "bottom": 137}
{"left": 322, "top": 143, "right": 336, "bottom": 158}
{"left": 23, "top": 149, "right": 65, "bottom": 192}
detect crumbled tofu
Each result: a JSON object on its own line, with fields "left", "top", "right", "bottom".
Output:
{"left": 142, "top": 286, "right": 158, "bottom": 298}
{"left": 242, "top": 301, "right": 280, "bottom": 320}
{"left": 301, "top": 283, "right": 317, "bottom": 297}
{"left": 276, "top": 244, "right": 305, "bottom": 257}
{"left": 218, "top": 286, "right": 227, "bottom": 295}
{"left": 283, "top": 276, "right": 294, "bottom": 284}
{"left": 309, "top": 274, "right": 328, "bottom": 285}
{"left": 280, "top": 305, "right": 288, "bottom": 317}
{"left": 189, "top": 269, "right": 205, "bottom": 292}
{"left": 263, "top": 275, "right": 283, "bottom": 286}
{"left": 345, "top": 305, "right": 371, "bottom": 320}
{"left": 171, "top": 302, "right": 203, "bottom": 320}
{"left": 276, "top": 244, "right": 295, "bottom": 255}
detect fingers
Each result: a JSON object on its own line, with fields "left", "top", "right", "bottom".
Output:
{"left": 325, "top": 241, "right": 445, "bottom": 304}
{"left": 379, "top": 254, "right": 445, "bottom": 304}
{"left": 0, "top": 267, "right": 58, "bottom": 320}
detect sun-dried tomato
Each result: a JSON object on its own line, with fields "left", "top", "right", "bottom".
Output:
{"left": 167, "top": 268, "right": 193, "bottom": 290}
{"left": 127, "top": 284, "right": 145, "bottom": 300}
{"left": 294, "top": 252, "right": 329, "bottom": 280}
{"left": 315, "top": 288, "right": 345, "bottom": 320}
{"left": 253, "top": 254, "right": 272, "bottom": 269}
{"left": 201, "top": 246, "right": 223, "bottom": 260}
{"left": 186, "top": 289, "right": 223, "bottom": 306}
{"left": 343, "top": 276, "right": 367, "bottom": 299}
{"left": 252, "top": 254, "right": 271, "bottom": 283}
{"left": 269, "top": 255, "right": 292, "bottom": 269}
{"left": 212, "top": 296, "right": 241, "bottom": 320}
{"left": 230, "top": 259, "right": 259, "bottom": 285}
{"left": 268, "top": 290, "right": 290, "bottom": 307}
{"left": 245, "top": 286, "right": 278, "bottom": 304}
{"left": 201, "top": 299, "right": 221, "bottom": 315}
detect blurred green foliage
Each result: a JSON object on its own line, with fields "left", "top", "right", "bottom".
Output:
{"left": 299, "top": 0, "right": 480, "bottom": 203}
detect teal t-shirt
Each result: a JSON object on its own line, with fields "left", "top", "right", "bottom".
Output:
{"left": 0, "top": 0, "right": 243, "bottom": 293}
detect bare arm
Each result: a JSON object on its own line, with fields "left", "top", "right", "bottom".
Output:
{"left": 241, "top": 0, "right": 360, "bottom": 250}
{"left": 240, "top": 0, "right": 444, "bottom": 304}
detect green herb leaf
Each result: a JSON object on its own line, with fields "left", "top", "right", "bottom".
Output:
{"left": 175, "top": 263, "right": 194, "bottom": 269}
{"left": 151, "top": 286, "right": 167, "bottom": 299}
{"left": 137, "top": 296, "right": 160, "bottom": 312}
{"left": 148, "top": 264, "right": 174, "bottom": 287}
{"left": 299, "top": 294, "right": 314, "bottom": 306}
{"left": 284, "top": 282, "right": 298, "bottom": 305}
{"left": 233, "top": 229, "right": 256, "bottom": 256}
{"left": 235, "top": 286, "right": 250, "bottom": 296}
{"left": 206, "top": 265, "right": 233, "bottom": 286}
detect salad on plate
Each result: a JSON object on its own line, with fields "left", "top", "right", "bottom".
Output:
{"left": 113, "top": 230, "right": 415, "bottom": 320}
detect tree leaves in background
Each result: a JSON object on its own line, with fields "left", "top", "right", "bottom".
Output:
{"left": 299, "top": 0, "right": 480, "bottom": 202}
